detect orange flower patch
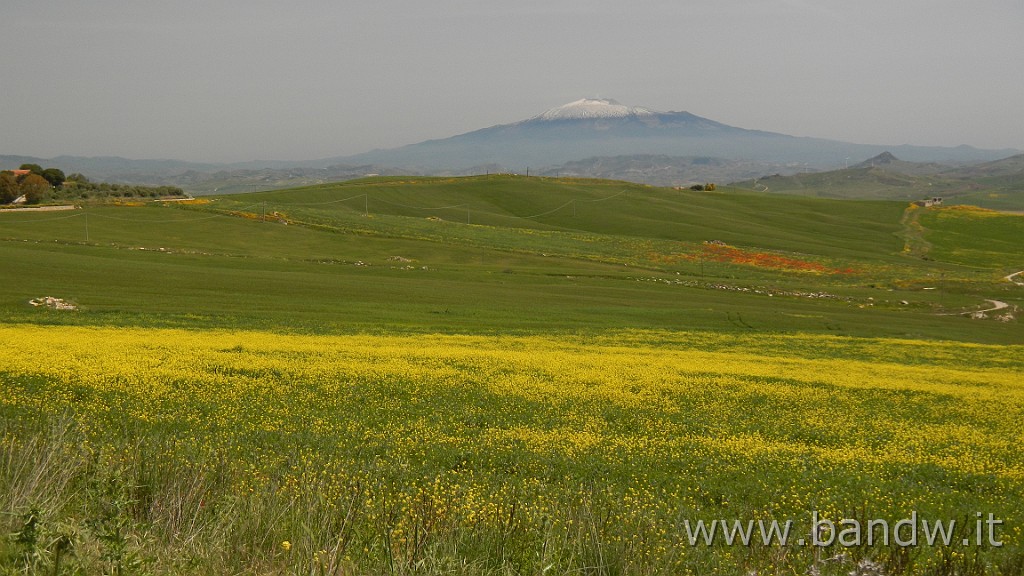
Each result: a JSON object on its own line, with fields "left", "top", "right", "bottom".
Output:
{"left": 650, "top": 243, "right": 856, "bottom": 275}
{"left": 703, "top": 243, "right": 857, "bottom": 274}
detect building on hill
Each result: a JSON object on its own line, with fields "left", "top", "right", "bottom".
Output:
{"left": 914, "top": 197, "right": 943, "bottom": 207}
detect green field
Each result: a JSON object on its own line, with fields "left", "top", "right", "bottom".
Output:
{"left": 1, "top": 176, "right": 1020, "bottom": 340}
{"left": 1, "top": 176, "right": 1022, "bottom": 575}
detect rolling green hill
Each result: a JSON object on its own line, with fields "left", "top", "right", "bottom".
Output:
{"left": 1, "top": 175, "right": 1020, "bottom": 342}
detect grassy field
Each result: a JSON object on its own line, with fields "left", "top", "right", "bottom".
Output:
{"left": 1, "top": 176, "right": 1022, "bottom": 574}
{"left": 1, "top": 177, "right": 1020, "bottom": 340}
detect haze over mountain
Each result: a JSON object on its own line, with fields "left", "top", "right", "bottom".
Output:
{"left": 337, "top": 98, "right": 1018, "bottom": 173}
{"left": 3, "top": 99, "right": 1019, "bottom": 193}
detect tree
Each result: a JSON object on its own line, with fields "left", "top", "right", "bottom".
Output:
{"left": 40, "top": 168, "right": 65, "bottom": 188}
{"left": 18, "top": 163, "right": 43, "bottom": 175}
{"left": 0, "top": 171, "right": 19, "bottom": 204}
{"left": 19, "top": 173, "right": 51, "bottom": 204}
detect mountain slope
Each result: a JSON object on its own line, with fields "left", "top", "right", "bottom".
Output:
{"left": 538, "top": 154, "right": 784, "bottom": 186}
{"left": 946, "top": 154, "right": 1024, "bottom": 178}
{"left": 338, "top": 98, "right": 1018, "bottom": 171}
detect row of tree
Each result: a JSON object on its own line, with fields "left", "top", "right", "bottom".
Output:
{"left": 65, "top": 179, "right": 186, "bottom": 199}
{"left": 689, "top": 182, "right": 717, "bottom": 191}
{"left": 1, "top": 164, "right": 185, "bottom": 205}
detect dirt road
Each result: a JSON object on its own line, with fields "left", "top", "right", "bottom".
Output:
{"left": 0, "top": 205, "right": 77, "bottom": 213}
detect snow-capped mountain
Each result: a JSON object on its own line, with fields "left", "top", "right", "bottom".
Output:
{"left": 532, "top": 98, "right": 654, "bottom": 121}
{"left": 337, "top": 98, "right": 1016, "bottom": 173}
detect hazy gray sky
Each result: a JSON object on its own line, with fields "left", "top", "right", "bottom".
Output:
{"left": 3, "top": 0, "right": 1022, "bottom": 163}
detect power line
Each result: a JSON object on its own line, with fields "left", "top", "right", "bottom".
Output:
{"left": 582, "top": 190, "right": 627, "bottom": 203}
{"left": 371, "top": 197, "right": 470, "bottom": 211}
{"left": 264, "top": 193, "right": 367, "bottom": 207}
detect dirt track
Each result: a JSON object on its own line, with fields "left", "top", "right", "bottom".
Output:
{"left": 974, "top": 299, "right": 1009, "bottom": 313}
{"left": 0, "top": 205, "right": 77, "bottom": 213}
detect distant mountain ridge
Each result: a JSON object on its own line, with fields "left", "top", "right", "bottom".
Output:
{"left": 729, "top": 151, "right": 1024, "bottom": 210}
{"left": 3, "top": 99, "right": 1020, "bottom": 192}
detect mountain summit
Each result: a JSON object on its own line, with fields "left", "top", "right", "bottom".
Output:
{"left": 532, "top": 98, "right": 654, "bottom": 121}
{"left": 856, "top": 151, "right": 900, "bottom": 166}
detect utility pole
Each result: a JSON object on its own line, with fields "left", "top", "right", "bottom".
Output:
{"left": 939, "top": 272, "right": 945, "bottom": 308}
{"left": 84, "top": 211, "right": 89, "bottom": 242}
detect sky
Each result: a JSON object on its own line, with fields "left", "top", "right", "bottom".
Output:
{"left": 3, "top": 0, "right": 1022, "bottom": 164}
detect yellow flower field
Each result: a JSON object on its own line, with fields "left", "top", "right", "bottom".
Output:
{"left": 1, "top": 324, "right": 1022, "bottom": 574}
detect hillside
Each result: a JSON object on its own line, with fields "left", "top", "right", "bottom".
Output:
{"left": 536, "top": 155, "right": 789, "bottom": 187}
{"left": 950, "top": 153, "right": 1024, "bottom": 178}
{"left": 731, "top": 152, "right": 1024, "bottom": 209}
{"left": 1, "top": 175, "right": 1020, "bottom": 342}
